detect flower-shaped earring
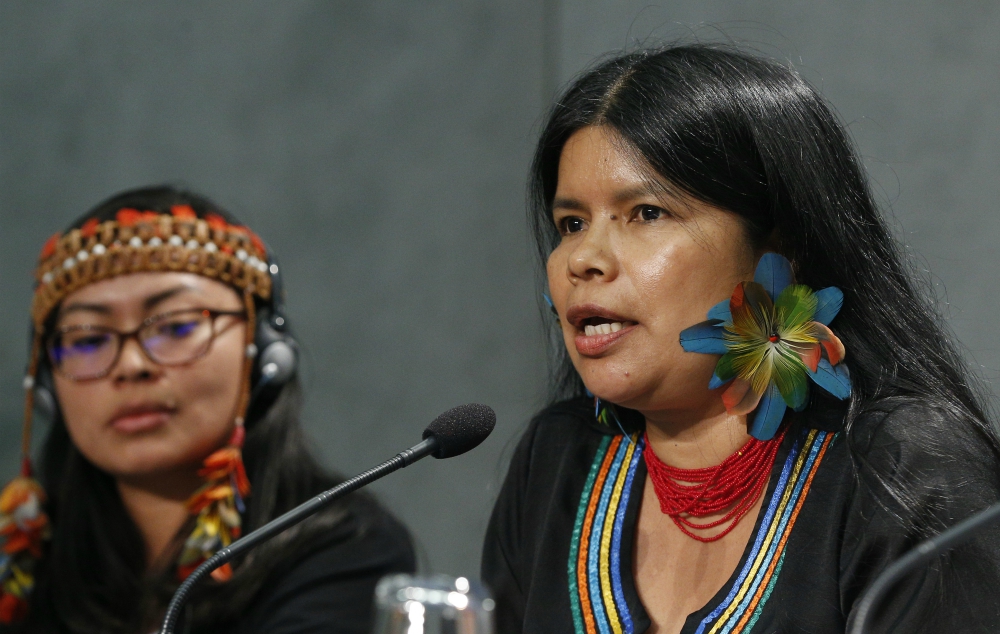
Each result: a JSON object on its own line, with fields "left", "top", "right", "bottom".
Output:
{"left": 679, "top": 253, "right": 851, "bottom": 440}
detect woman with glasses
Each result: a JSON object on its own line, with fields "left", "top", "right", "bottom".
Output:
{"left": 0, "top": 186, "right": 415, "bottom": 633}
{"left": 482, "top": 45, "right": 1000, "bottom": 633}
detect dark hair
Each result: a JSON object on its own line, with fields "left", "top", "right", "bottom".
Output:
{"left": 18, "top": 187, "right": 366, "bottom": 634}
{"left": 530, "top": 42, "right": 1000, "bottom": 597}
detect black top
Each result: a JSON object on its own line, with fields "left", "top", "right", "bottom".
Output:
{"left": 7, "top": 498, "right": 414, "bottom": 634}
{"left": 216, "top": 503, "right": 415, "bottom": 634}
{"left": 482, "top": 397, "right": 1000, "bottom": 633}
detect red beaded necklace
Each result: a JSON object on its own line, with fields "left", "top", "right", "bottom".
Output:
{"left": 642, "top": 428, "right": 786, "bottom": 542}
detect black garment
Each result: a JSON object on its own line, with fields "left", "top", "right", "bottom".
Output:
{"left": 7, "top": 497, "right": 414, "bottom": 634}
{"left": 482, "top": 397, "right": 1000, "bottom": 633}
{"left": 215, "top": 502, "right": 415, "bottom": 634}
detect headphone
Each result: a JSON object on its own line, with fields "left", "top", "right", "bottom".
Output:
{"left": 30, "top": 250, "right": 299, "bottom": 422}
{"left": 250, "top": 252, "right": 299, "bottom": 394}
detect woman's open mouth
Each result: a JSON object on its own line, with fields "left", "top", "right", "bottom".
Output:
{"left": 572, "top": 314, "right": 637, "bottom": 356}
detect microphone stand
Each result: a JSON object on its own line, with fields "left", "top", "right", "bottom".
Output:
{"left": 158, "top": 436, "right": 439, "bottom": 634}
{"left": 847, "top": 501, "right": 1000, "bottom": 634}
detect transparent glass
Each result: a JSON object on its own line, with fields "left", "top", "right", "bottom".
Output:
{"left": 48, "top": 308, "right": 245, "bottom": 380}
{"left": 372, "top": 574, "right": 495, "bottom": 634}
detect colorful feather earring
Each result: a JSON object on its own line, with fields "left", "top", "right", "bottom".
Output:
{"left": 679, "top": 253, "right": 851, "bottom": 440}
{"left": 177, "top": 423, "right": 251, "bottom": 582}
{"left": 177, "top": 290, "right": 256, "bottom": 582}
{"left": 0, "top": 353, "right": 51, "bottom": 624}
{"left": 543, "top": 294, "right": 559, "bottom": 320}
{"left": 0, "top": 462, "right": 49, "bottom": 623}
{"left": 590, "top": 393, "right": 635, "bottom": 442}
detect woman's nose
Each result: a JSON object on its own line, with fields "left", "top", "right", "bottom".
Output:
{"left": 567, "top": 220, "right": 618, "bottom": 282}
{"left": 111, "top": 337, "right": 160, "bottom": 382}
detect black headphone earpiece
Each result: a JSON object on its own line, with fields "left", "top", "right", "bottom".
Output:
{"left": 251, "top": 251, "right": 298, "bottom": 390}
{"left": 253, "top": 307, "right": 298, "bottom": 387}
{"left": 31, "top": 361, "right": 59, "bottom": 422}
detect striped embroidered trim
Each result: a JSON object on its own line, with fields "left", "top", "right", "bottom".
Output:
{"left": 567, "top": 427, "right": 835, "bottom": 634}
{"left": 569, "top": 434, "right": 644, "bottom": 634}
{"left": 695, "top": 428, "right": 836, "bottom": 634}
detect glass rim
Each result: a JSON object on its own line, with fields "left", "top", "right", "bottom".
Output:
{"left": 47, "top": 307, "right": 246, "bottom": 381}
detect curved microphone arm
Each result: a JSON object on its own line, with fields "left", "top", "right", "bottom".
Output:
{"left": 847, "top": 501, "right": 1000, "bottom": 634}
{"left": 159, "top": 436, "right": 438, "bottom": 634}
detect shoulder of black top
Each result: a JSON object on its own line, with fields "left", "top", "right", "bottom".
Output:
{"left": 532, "top": 396, "right": 629, "bottom": 437}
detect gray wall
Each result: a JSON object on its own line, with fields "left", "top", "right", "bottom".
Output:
{"left": 1, "top": 1, "right": 997, "bottom": 581}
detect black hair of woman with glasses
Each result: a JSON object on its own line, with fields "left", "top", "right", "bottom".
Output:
{"left": 482, "top": 44, "right": 1000, "bottom": 633}
{"left": 0, "top": 186, "right": 415, "bottom": 634}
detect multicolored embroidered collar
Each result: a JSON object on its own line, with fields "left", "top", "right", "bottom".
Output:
{"left": 568, "top": 426, "right": 837, "bottom": 634}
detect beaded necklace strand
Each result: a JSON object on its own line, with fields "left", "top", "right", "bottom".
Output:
{"left": 642, "top": 427, "right": 786, "bottom": 542}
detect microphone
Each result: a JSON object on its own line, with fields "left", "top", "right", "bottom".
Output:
{"left": 846, "top": 501, "right": 1000, "bottom": 634}
{"left": 159, "top": 403, "right": 496, "bottom": 634}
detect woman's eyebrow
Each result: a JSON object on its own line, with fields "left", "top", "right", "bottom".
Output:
{"left": 143, "top": 284, "right": 199, "bottom": 310}
{"left": 59, "top": 302, "right": 111, "bottom": 317}
{"left": 553, "top": 185, "right": 667, "bottom": 213}
{"left": 552, "top": 196, "right": 586, "bottom": 212}
{"left": 58, "top": 284, "right": 199, "bottom": 318}
{"left": 612, "top": 183, "right": 663, "bottom": 205}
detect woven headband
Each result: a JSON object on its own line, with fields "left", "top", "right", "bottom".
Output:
{"left": 31, "top": 205, "right": 272, "bottom": 331}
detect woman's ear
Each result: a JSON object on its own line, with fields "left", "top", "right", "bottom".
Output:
{"left": 761, "top": 226, "right": 782, "bottom": 254}
{"left": 751, "top": 229, "right": 788, "bottom": 276}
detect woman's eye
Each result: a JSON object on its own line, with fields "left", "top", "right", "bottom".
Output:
{"left": 158, "top": 320, "right": 200, "bottom": 338}
{"left": 70, "top": 334, "right": 111, "bottom": 353}
{"left": 559, "top": 216, "right": 586, "bottom": 235}
{"left": 637, "top": 205, "right": 666, "bottom": 222}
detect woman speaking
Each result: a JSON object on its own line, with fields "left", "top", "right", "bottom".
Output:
{"left": 0, "top": 186, "right": 414, "bottom": 633}
{"left": 483, "top": 45, "right": 1000, "bottom": 632}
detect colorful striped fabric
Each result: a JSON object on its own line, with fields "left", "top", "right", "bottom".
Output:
{"left": 567, "top": 427, "right": 836, "bottom": 634}
{"left": 568, "top": 433, "right": 645, "bottom": 634}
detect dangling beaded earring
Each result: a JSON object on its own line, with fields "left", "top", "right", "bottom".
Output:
{"left": 0, "top": 343, "right": 51, "bottom": 624}
{"left": 177, "top": 291, "right": 257, "bottom": 582}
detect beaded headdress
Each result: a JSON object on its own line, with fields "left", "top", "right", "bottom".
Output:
{"left": 0, "top": 202, "right": 274, "bottom": 622}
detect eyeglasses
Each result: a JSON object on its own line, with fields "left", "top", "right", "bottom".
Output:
{"left": 48, "top": 308, "right": 246, "bottom": 381}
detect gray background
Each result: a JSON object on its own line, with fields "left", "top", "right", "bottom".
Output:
{"left": 1, "top": 1, "right": 997, "bottom": 580}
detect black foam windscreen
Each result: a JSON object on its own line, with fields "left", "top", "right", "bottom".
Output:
{"left": 422, "top": 403, "right": 496, "bottom": 459}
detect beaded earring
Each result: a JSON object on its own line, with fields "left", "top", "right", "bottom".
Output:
{"left": 0, "top": 461, "right": 49, "bottom": 623}
{"left": 177, "top": 424, "right": 251, "bottom": 581}
{"left": 177, "top": 290, "right": 257, "bottom": 582}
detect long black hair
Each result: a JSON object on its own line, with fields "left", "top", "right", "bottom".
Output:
{"left": 530, "top": 43, "right": 1000, "bottom": 560}
{"left": 16, "top": 187, "right": 370, "bottom": 634}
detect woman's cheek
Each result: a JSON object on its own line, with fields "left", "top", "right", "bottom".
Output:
{"left": 57, "top": 382, "right": 114, "bottom": 461}
{"left": 177, "top": 343, "right": 245, "bottom": 443}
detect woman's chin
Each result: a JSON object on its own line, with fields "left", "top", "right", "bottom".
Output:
{"left": 93, "top": 445, "right": 202, "bottom": 480}
{"left": 581, "top": 376, "right": 643, "bottom": 408}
